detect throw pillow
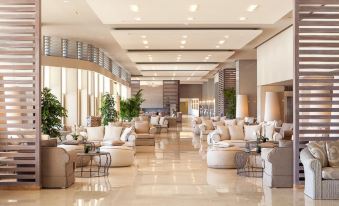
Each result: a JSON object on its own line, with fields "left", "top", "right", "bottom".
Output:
{"left": 86, "top": 126, "right": 104, "bottom": 141}
{"left": 135, "top": 121, "right": 150, "bottom": 133}
{"left": 159, "top": 117, "right": 166, "bottom": 125}
{"left": 112, "top": 140, "right": 125, "bottom": 146}
{"left": 217, "top": 125, "right": 230, "bottom": 140}
{"left": 213, "top": 121, "right": 224, "bottom": 128}
{"left": 203, "top": 120, "right": 214, "bottom": 130}
{"left": 237, "top": 119, "right": 245, "bottom": 128}
{"left": 139, "top": 116, "right": 149, "bottom": 121}
{"left": 194, "top": 117, "right": 202, "bottom": 124}
{"left": 326, "top": 141, "right": 339, "bottom": 167}
{"left": 224, "top": 119, "right": 237, "bottom": 126}
{"left": 150, "top": 116, "right": 160, "bottom": 125}
{"left": 120, "top": 127, "right": 134, "bottom": 142}
{"left": 244, "top": 125, "right": 261, "bottom": 141}
{"left": 307, "top": 141, "right": 329, "bottom": 167}
{"left": 228, "top": 125, "right": 245, "bottom": 140}
{"left": 262, "top": 123, "right": 275, "bottom": 140}
{"left": 103, "top": 126, "right": 123, "bottom": 142}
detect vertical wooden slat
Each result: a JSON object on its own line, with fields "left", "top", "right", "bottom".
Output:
{"left": 294, "top": 0, "right": 339, "bottom": 184}
{"left": 0, "top": 0, "right": 41, "bottom": 188}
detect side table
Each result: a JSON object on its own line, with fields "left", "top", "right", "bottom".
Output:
{"left": 235, "top": 151, "right": 263, "bottom": 178}
{"left": 75, "top": 152, "right": 111, "bottom": 178}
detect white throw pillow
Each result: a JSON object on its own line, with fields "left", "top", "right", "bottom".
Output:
{"left": 86, "top": 126, "right": 104, "bottom": 141}
{"left": 244, "top": 125, "right": 261, "bottom": 141}
{"left": 228, "top": 125, "right": 245, "bottom": 140}
{"left": 159, "top": 117, "right": 166, "bottom": 125}
{"left": 217, "top": 125, "right": 230, "bottom": 140}
{"left": 120, "top": 127, "right": 133, "bottom": 142}
{"left": 150, "top": 116, "right": 160, "bottom": 125}
{"left": 262, "top": 123, "right": 275, "bottom": 140}
{"left": 103, "top": 126, "right": 122, "bottom": 142}
{"left": 237, "top": 119, "right": 245, "bottom": 128}
{"left": 224, "top": 119, "right": 237, "bottom": 126}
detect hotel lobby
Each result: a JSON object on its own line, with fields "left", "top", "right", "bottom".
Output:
{"left": 0, "top": 0, "right": 339, "bottom": 205}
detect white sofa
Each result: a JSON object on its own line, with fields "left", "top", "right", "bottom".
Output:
{"left": 149, "top": 115, "right": 169, "bottom": 133}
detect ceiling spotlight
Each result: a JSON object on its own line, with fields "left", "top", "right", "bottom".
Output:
{"left": 208, "top": 54, "right": 212, "bottom": 57}
{"left": 205, "top": 56, "right": 210, "bottom": 60}
{"left": 143, "top": 40, "right": 148, "bottom": 44}
{"left": 130, "top": 4, "right": 139, "bottom": 12}
{"left": 189, "top": 4, "right": 199, "bottom": 12}
{"left": 134, "top": 17, "right": 141, "bottom": 21}
{"left": 181, "top": 40, "right": 187, "bottom": 44}
{"left": 239, "top": 17, "right": 247, "bottom": 21}
{"left": 219, "top": 40, "right": 225, "bottom": 44}
{"left": 247, "top": 4, "right": 258, "bottom": 12}
{"left": 173, "top": 73, "right": 176, "bottom": 76}
{"left": 172, "top": 77, "right": 174, "bottom": 80}
{"left": 141, "top": 35, "right": 147, "bottom": 39}
{"left": 154, "top": 73, "right": 157, "bottom": 76}
{"left": 187, "top": 17, "right": 194, "bottom": 21}
{"left": 63, "top": 0, "right": 70, "bottom": 3}
{"left": 152, "top": 77, "right": 155, "bottom": 80}
{"left": 182, "top": 35, "right": 188, "bottom": 38}
{"left": 187, "top": 77, "right": 191, "bottom": 80}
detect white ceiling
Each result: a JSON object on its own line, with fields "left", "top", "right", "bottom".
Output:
{"left": 110, "top": 29, "right": 262, "bottom": 50}
{"left": 128, "top": 51, "right": 234, "bottom": 63}
{"left": 137, "top": 64, "right": 218, "bottom": 71}
{"left": 87, "top": 0, "right": 293, "bottom": 25}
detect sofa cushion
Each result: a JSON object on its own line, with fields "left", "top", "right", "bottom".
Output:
{"left": 307, "top": 141, "right": 329, "bottom": 167}
{"left": 159, "top": 117, "right": 166, "bottom": 125}
{"left": 203, "top": 120, "right": 214, "bottom": 130}
{"left": 135, "top": 121, "right": 150, "bottom": 133}
{"left": 228, "top": 125, "right": 244, "bottom": 140}
{"left": 103, "top": 126, "right": 123, "bottom": 142}
{"left": 194, "top": 117, "right": 202, "bottom": 124}
{"left": 120, "top": 127, "right": 134, "bottom": 142}
{"left": 86, "top": 126, "right": 104, "bottom": 141}
{"left": 237, "top": 119, "right": 245, "bottom": 128}
{"left": 150, "top": 116, "right": 160, "bottom": 125}
{"left": 244, "top": 125, "right": 261, "bottom": 141}
{"left": 224, "top": 119, "right": 237, "bottom": 126}
{"left": 326, "top": 141, "right": 339, "bottom": 167}
{"left": 322, "top": 167, "right": 339, "bottom": 180}
{"left": 213, "top": 121, "right": 224, "bottom": 128}
{"left": 262, "top": 123, "right": 275, "bottom": 140}
{"left": 217, "top": 125, "right": 230, "bottom": 140}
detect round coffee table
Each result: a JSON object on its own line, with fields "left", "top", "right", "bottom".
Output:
{"left": 75, "top": 152, "right": 111, "bottom": 178}
{"left": 235, "top": 151, "right": 263, "bottom": 178}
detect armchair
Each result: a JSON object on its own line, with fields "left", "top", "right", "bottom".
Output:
{"left": 133, "top": 121, "right": 156, "bottom": 147}
{"left": 261, "top": 140, "right": 293, "bottom": 188}
{"left": 192, "top": 117, "right": 202, "bottom": 135}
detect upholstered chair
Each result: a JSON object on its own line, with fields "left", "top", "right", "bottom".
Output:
{"left": 133, "top": 121, "right": 156, "bottom": 147}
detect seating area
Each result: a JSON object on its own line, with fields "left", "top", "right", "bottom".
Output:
{"left": 2, "top": 1, "right": 339, "bottom": 205}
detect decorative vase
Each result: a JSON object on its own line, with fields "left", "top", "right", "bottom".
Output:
{"left": 84, "top": 145, "right": 90, "bottom": 153}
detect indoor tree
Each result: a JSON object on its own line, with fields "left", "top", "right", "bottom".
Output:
{"left": 120, "top": 89, "right": 145, "bottom": 121}
{"left": 41, "top": 87, "right": 68, "bottom": 138}
{"left": 224, "top": 88, "right": 236, "bottom": 119}
{"left": 100, "top": 93, "right": 118, "bottom": 125}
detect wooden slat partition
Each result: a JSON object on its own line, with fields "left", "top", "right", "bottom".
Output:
{"left": 0, "top": 0, "right": 41, "bottom": 188}
{"left": 294, "top": 0, "right": 339, "bottom": 184}
{"left": 163, "top": 80, "right": 179, "bottom": 112}
{"left": 216, "top": 68, "right": 236, "bottom": 116}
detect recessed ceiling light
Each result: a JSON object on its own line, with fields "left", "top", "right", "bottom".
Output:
{"left": 224, "top": 35, "right": 229, "bottom": 39}
{"left": 148, "top": 54, "right": 152, "bottom": 57}
{"left": 189, "top": 4, "right": 199, "bottom": 12}
{"left": 182, "top": 35, "right": 188, "bottom": 38}
{"left": 181, "top": 40, "right": 187, "bottom": 44}
{"left": 152, "top": 77, "right": 155, "bottom": 80}
{"left": 205, "top": 56, "right": 210, "bottom": 60}
{"left": 247, "top": 4, "right": 258, "bottom": 12}
{"left": 187, "top": 17, "right": 194, "bottom": 21}
{"left": 208, "top": 54, "right": 212, "bottom": 57}
{"left": 134, "top": 17, "right": 141, "bottom": 21}
{"left": 141, "top": 35, "right": 147, "bottom": 39}
{"left": 130, "top": 4, "right": 139, "bottom": 12}
{"left": 219, "top": 40, "right": 225, "bottom": 44}
{"left": 154, "top": 73, "right": 157, "bottom": 76}
{"left": 172, "top": 77, "right": 174, "bottom": 80}
{"left": 216, "top": 45, "right": 220, "bottom": 48}
{"left": 239, "top": 17, "right": 247, "bottom": 21}
{"left": 173, "top": 73, "right": 176, "bottom": 76}
{"left": 143, "top": 40, "right": 148, "bottom": 44}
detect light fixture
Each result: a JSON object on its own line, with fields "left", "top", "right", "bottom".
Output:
{"left": 141, "top": 35, "right": 147, "bottom": 38}
{"left": 236, "top": 95, "right": 249, "bottom": 119}
{"left": 219, "top": 40, "right": 225, "bottom": 44}
{"left": 143, "top": 40, "right": 148, "bottom": 44}
{"left": 247, "top": 4, "right": 258, "bottom": 12}
{"left": 154, "top": 73, "right": 157, "bottom": 76}
{"left": 216, "top": 45, "right": 220, "bottom": 48}
{"left": 205, "top": 56, "right": 210, "bottom": 60}
{"left": 187, "top": 77, "right": 191, "bottom": 80}
{"left": 148, "top": 54, "right": 152, "bottom": 57}
{"left": 63, "top": 0, "right": 70, "bottom": 3}
{"left": 181, "top": 40, "right": 187, "bottom": 44}
{"left": 189, "top": 4, "right": 198, "bottom": 12}
{"left": 264, "top": 92, "right": 281, "bottom": 121}
{"left": 224, "top": 35, "right": 229, "bottom": 39}
{"left": 130, "top": 4, "right": 139, "bottom": 12}
{"left": 207, "top": 54, "right": 212, "bottom": 57}
{"left": 182, "top": 35, "right": 188, "bottom": 38}
{"left": 187, "top": 17, "right": 194, "bottom": 21}
{"left": 173, "top": 73, "right": 176, "bottom": 76}
{"left": 134, "top": 17, "right": 141, "bottom": 21}
{"left": 239, "top": 17, "right": 247, "bottom": 21}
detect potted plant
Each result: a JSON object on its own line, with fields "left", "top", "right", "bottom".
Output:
{"left": 100, "top": 93, "right": 118, "bottom": 126}
{"left": 41, "top": 87, "right": 68, "bottom": 138}
{"left": 224, "top": 88, "right": 236, "bottom": 119}
{"left": 120, "top": 89, "right": 145, "bottom": 121}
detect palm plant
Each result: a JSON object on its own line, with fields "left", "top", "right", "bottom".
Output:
{"left": 120, "top": 89, "right": 145, "bottom": 121}
{"left": 41, "top": 87, "right": 67, "bottom": 138}
{"left": 224, "top": 88, "right": 236, "bottom": 119}
{"left": 100, "top": 93, "right": 118, "bottom": 125}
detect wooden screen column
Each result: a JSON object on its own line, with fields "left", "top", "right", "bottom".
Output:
{"left": 294, "top": 0, "right": 339, "bottom": 184}
{"left": 0, "top": 0, "right": 41, "bottom": 188}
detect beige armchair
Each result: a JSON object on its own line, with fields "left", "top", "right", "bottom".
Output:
{"left": 133, "top": 121, "right": 156, "bottom": 147}
{"left": 261, "top": 140, "right": 293, "bottom": 188}
{"left": 41, "top": 144, "right": 76, "bottom": 188}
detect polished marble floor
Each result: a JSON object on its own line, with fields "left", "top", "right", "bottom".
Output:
{"left": 1, "top": 116, "right": 339, "bottom": 206}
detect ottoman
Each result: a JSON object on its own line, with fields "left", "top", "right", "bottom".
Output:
{"left": 207, "top": 146, "right": 243, "bottom": 169}
{"left": 98, "top": 146, "right": 135, "bottom": 167}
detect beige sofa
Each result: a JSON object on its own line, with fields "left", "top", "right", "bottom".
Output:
{"left": 132, "top": 121, "right": 157, "bottom": 150}
{"left": 41, "top": 140, "right": 76, "bottom": 188}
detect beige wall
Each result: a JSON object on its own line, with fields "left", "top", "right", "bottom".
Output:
{"left": 140, "top": 82, "right": 163, "bottom": 108}
{"left": 179, "top": 84, "right": 202, "bottom": 99}
{"left": 257, "top": 26, "right": 293, "bottom": 86}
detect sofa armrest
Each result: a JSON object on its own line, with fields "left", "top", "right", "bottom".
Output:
{"left": 199, "top": 124, "right": 207, "bottom": 132}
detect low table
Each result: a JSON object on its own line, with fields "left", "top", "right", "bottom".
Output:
{"left": 75, "top": 152, "right": 111, "bottom": 178}
{"left": 235, "top": 151, "right": 263, "bottom": 178}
